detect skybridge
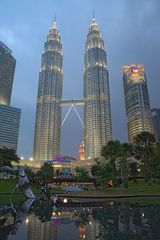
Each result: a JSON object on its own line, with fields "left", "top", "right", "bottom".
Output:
{"left": 60, "top": 99, "right": 85, "bottom": 127}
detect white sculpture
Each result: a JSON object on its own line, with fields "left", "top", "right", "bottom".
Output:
{"left": 1, "top": 166, "right": 36, "bottom": 199}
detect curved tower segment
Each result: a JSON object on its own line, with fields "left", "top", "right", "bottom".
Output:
{"left": 33, "top": 21, "right": 63, "bottom": 161}
{"left": 84, "top": 18, "right": 112, "bottom": 160}
{"left": 123, "top": 64, "right": 153, "bottom": 142}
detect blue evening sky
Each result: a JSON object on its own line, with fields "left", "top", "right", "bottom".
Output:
{"left": 0, "top": 0, "right": 160, "bottom": 159}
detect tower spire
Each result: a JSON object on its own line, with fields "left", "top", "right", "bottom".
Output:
{"left": 51, "top": 14, "right": 58, "bottom": 30}
{"left": 54, "top": 13, "right": 56, "bottom": 23}
{"left": 93, "top": 9, "right": 95, "bottom": 20}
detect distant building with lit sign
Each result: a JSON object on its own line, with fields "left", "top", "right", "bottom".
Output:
{"left": 48, "top": 155, "right": 73, "bottom": 175}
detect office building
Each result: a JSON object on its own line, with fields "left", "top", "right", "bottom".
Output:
{"left": 84, "top": 18, "right": 112, "bottom": 159}
{"left": 0, "top": 41, "right": 20, "bottom": 151}
{"left": 0, "top": 104, "right": 21, "bottom": 150}
{"left": 79, "top": 141, "right": 85, "bottom": 160}
{"left": 0, "top": 41, "right": 16, "bottom": 106}
{"left": 33, "top": 21, "right": 63, "bottom": 161}
{"left": 123, "top": 64, "right": 153, "bottom": 142}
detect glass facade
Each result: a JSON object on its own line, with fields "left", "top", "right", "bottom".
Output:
{"left": 33, "top": 22, "right": 63, "bottom": 161}
{"left": 0, "top": 41, "right": 16, "bottom": 106}
{"left": 84, "top": 18, "right": 112, "bottom": 159}
{"left": 0, "top": 104, "right": 21, "bottom": 150}
{"left": 123, "top": 64, "right": 153, "bottom": 142}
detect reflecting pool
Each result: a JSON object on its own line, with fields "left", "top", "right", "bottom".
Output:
{"left": 0, "top": 198, "right": 160, "bottom": 240}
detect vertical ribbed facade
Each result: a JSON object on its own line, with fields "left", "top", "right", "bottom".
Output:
{"left": 0, "top": 41, "right": 16, "bottom": 106}
{"left": 33, "top": 21, "right": 63, "bottom": 161}
{"left": 84, "top": 18, "right": 112, "bottom": 160}
{"left": 123, "top": 64, "right": 153, "bottom": 143}
{"left": 0, "top": 41, "right": 20, "bottom": 152}
{"left": 0, "top": 105, "right": 21, "bottom": 150}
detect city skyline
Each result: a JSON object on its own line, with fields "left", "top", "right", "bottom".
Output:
{"left": 0, "top": 0, "right": 160, "bottom": 158}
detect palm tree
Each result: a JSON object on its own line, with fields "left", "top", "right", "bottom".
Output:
{"left": 100, "top": 141, "right": 132, "bottom": 187}
{"left": 149, "top": 141, "right": 160, "bottom": 180}
{"left": 133, "top": 131, "right": 155, "bottom": 182}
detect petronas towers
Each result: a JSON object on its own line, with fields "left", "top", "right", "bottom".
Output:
{"left": 84, "top": 18, "right": 112, "bottom": 159}
{"left": 33, "top": 21, "right": 63, "bottom": 161}
{"left": 33, "top": 18, "right": 112, "bottom": 161}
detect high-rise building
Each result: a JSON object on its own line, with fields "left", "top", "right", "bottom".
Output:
{"left": 0, "top": 41, "right": 16, "bottom": 106}
{"left": 78, "top": 141, "right": 85, "bottom": 160}
{"left": 0, "top": 41, "right": 20, "bottom": 151}
{"left": 151, "top": 108, "right": 160, "bottom": 141}
{"left": 33, "top": 21, "right": 63, "bottom": 161}
{"left": 0, "top": 105, "right": 21, "bottom": 150}
{"left": 84, "top": 18, "right": 112, "bottom": 160}
{"left": 123, "top": 64, "right": 153, "bottom": 143}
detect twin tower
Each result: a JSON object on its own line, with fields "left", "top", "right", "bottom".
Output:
{"left": 33, "top": 18, "right": 112, "bottom": 161}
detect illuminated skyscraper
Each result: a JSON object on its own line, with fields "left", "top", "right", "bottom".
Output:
{"left": 0, "top": 41, "right": 20, "bottom": 151}
{"left": 78, "top": 141, "right": 85, "bottom": 160}
{"left": 0, "top": 41, "right": 16, "bottom": 106}
{"left": 33, "top": 21, "right": 63, "bottom": 161}
{"left": 123, "top": 64, "right": 153, "bottom": 142}
{"left": 84, "top": 18, "right": 112, "bottom": 159}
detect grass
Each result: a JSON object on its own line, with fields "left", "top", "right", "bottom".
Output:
{"left": 0, "top": 179, "right": 160, "bottom": 205}
{"left": 62, "top": 179, "right": 160, "bottom": 197}
{"left": 0, "top": 179, "right": 64, "bottom": 193}
{"left": 0, "top": 179, "right": 65, "bottom": 205}
{"left": 103, "top": 180, "right": 160, "bottom": 195}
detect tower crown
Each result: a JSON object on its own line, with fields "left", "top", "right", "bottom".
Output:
{"left": 86, "top": 18, "right": 104, "bottom": 51}
{"left": 51, "top": 21, "right": 58, "bottom": 31}
{"left": 47, "top": 20, "right": 61, "bottom": 42}
{"left": 89, "top": 17, "right": 99, "bottom": 32}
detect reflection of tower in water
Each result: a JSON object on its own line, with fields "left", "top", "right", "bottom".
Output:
{"left": 27, "top": 215, "right": 58, "bottom": 240}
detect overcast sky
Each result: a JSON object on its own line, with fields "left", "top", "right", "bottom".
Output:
{"left": 0, "top": 0, "right": 160, "bottom": 159}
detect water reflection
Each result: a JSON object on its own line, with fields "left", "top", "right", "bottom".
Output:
{"left": 0, "top": 198, "right": 160, "bottom": 240}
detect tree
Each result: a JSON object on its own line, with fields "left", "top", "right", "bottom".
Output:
{"left": 99, "top": 141, "right": 132, "bottom": 187}
{"left": 133, "top": 131, "right": 155, "bottom": 182}
{"left": 149, "top": 141, "right": 160, "bottom": 180}
{"left": 75, "top": 167, "right": 89, "bottom": 181}
{"left": 0, "top": 147, "right": 20, "bottom": 167}
{"left": 129, "top": 162, "right": 138, "bottom": 183}
{"left": 91, "top": 164, "right": 98, "bottom": 176}
{"left": 35, "top": 163, "right": 54, "bottom": 187}
{"left": 100, "top": 141, "right": 120, "bottom": 186}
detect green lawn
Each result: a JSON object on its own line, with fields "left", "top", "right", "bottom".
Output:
{"left": 103, "top": 180, "right": 160, "bottom": 195}
{"left": 0, "top": 179, "right": 63, "bottom": 193}
{"left": 1, "top": 179, "right": 160, "bottom": 202}
{"left": 0, "top": 179, "right": 64, "bottom": 205}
